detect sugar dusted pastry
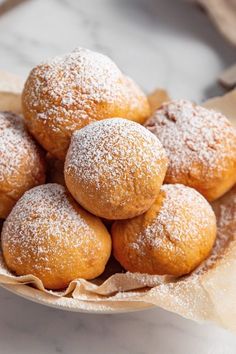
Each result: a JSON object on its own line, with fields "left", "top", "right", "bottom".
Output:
{"left": 22, "top": 48, "right": 150, "bottom": 160}
{"left": 64, "top": 118, "right": 168, "bottom": 220}
{"left": 1, "top": 183, "right": 112, "bottom": 290}
{"left": 145, "top": 99, "right": 236, "bottom": 201}
{"left": 112, "top": 184, "right": 217, "bottom": 276}
{"left": 0, "top": 112, "right": 45, "bottom": 218}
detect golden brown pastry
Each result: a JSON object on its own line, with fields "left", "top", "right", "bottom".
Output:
{"left": 145, "top": 99, "right": 236, "bottom": 201}
{"left": 0, "top": 111, "right": 45, "bottom": 219}
{"left": 1, "top": 183, "right": 112, "bottom": 290}
{"left": 147, "top": 88, "right": 170, "bottom": 114}
{"left": 112, "top": 184, "right": 217, "bottom": 276}
{"left": 22, "top": 48, "right": 150, "bottom": 160}
{"left": 65, "top": 118, "right": 168, "bottom": 220}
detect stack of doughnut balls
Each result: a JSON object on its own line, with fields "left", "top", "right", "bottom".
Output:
{"left": 0, "top": 48, "right": 236, "bottom": 290}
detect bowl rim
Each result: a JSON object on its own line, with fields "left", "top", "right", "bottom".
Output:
{"left": 0, "top": 283, "right": 155, "bottom": 314}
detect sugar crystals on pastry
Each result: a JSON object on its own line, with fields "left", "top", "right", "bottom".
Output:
{"left": 145, "top": 99, "right": 236, "bottom": 201}
{"left": 22, "top": 48, "right": 150, "bottom": 159}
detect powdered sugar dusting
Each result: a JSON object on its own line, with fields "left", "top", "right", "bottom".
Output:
{"left": 65, "top": 118, "right": 167, "bottom": 204}
{"left": 23, "top": 48, "right": 144, "bottom": 131}
{"left": 130, "top": 184, "right": 216, "bottom": 256}
{"left": 0, "top": 112, "right": 44, "bottom": 189}
{"left": 1, "top": 184, "right": 100, "bottom": 272}
{"left": 145, "top": 99, "right": 236, "bottom": 181}
{"left": 0, "top": 185, "right": 235, "bottom": 312}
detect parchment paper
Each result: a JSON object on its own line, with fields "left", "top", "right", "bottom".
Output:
{"left": 0, "top": 70, "right": 24, "bottom": 113}
{"left": 0, "top": 81, "right": 235, "bottom": 332}
{"left": 195, "top": 0, "right": 236, "bottom": 46}
{"left": 147, "top": 89, "right": 170, "bottom": 114}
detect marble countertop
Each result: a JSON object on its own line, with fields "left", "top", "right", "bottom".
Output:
{"left": 0, "top": 0, "right": 236, "bottom": 353}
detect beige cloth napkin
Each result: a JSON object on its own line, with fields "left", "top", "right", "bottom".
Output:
{"left": 196, "top": 0, "right": 236, "bottom": 46}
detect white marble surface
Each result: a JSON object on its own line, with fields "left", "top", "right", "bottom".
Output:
{"left": 0, "top": 0, "right": 236, "bottom": 353}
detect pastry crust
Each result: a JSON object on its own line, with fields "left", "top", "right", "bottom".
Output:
{"left": 22, "top": 48, "right": 150, "bottom": 160}
{"left": 65, "top": 118, "right": 168, "bottom": 220}
{"left": 112, "top": 184, "right": 217, "bottom": 276}
{"left": 0, "top": 111, "right": 45, "bottom": 218}
{"left": 145, "top": 99, "right": 236, "bottom": 201}
{"left": 1, "top": 183, "right": 112, "bottom": 290}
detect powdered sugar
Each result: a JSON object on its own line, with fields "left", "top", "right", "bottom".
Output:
{"left": 38, "top": 47, "right": 121, "bottom": 106}
{"left": 145, "top": 99, "right": 236, "bottom": 181}
{"left": 0, "top": 112, "right": 43, "bottom": 187}
{"left": 65, "top": 118, "right": 167, "bottom": 204}
{"left": 130, "top": 184, "right": 216, "bottom": 255}
{"left": 0, "top": 184, "right": 235, "bottom": 313}
{"left": 1, "top": 184, "right": 99, "bottom": 272}
{"left": 23, "top": 48, "right": 143, "bottom": 131}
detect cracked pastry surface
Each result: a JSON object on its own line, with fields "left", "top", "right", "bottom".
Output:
{"left": 1, "top": 183, "right": 112, "bottom": 290}
{"left": 22, "top": 47, "right": 150, "bottom": 160}
{"left": 0, "top": 111, "right": 45, "bottom": 218}
{"left": 145, "top": 99, "right": 236, "bottom": 201}
{"left": 65, "top": 118, "right": 168, "bottom": 220}
{"left": 112, "top": 184, "right": 217, "bottom": 276}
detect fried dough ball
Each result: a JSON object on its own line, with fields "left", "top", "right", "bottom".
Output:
{"left": 112, "top": 184, "right": 217, "bottom": 276}
{"left": 1, "top": 183, "right": 112, "bottom": 290}
{"left": 65, "top": 118, "right": 168, "bottom": 220}
{"left": 145, "top": 100, "right": 236, "bottom": 201}
{"left": 22, "top": 48, "right": 150, "bottom": 160}
{"left": 0, "top": 112, "right": 45, "bottom": 218}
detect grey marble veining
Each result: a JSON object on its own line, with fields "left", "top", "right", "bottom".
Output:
{"left": 0, "top": 1, "right": 236, "bottom": 353}
{"left": 0, "top": 0, "right": 235, "bottom": 99}
{"left": 1, "top": 287, "right": 236, "bottom": 354}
